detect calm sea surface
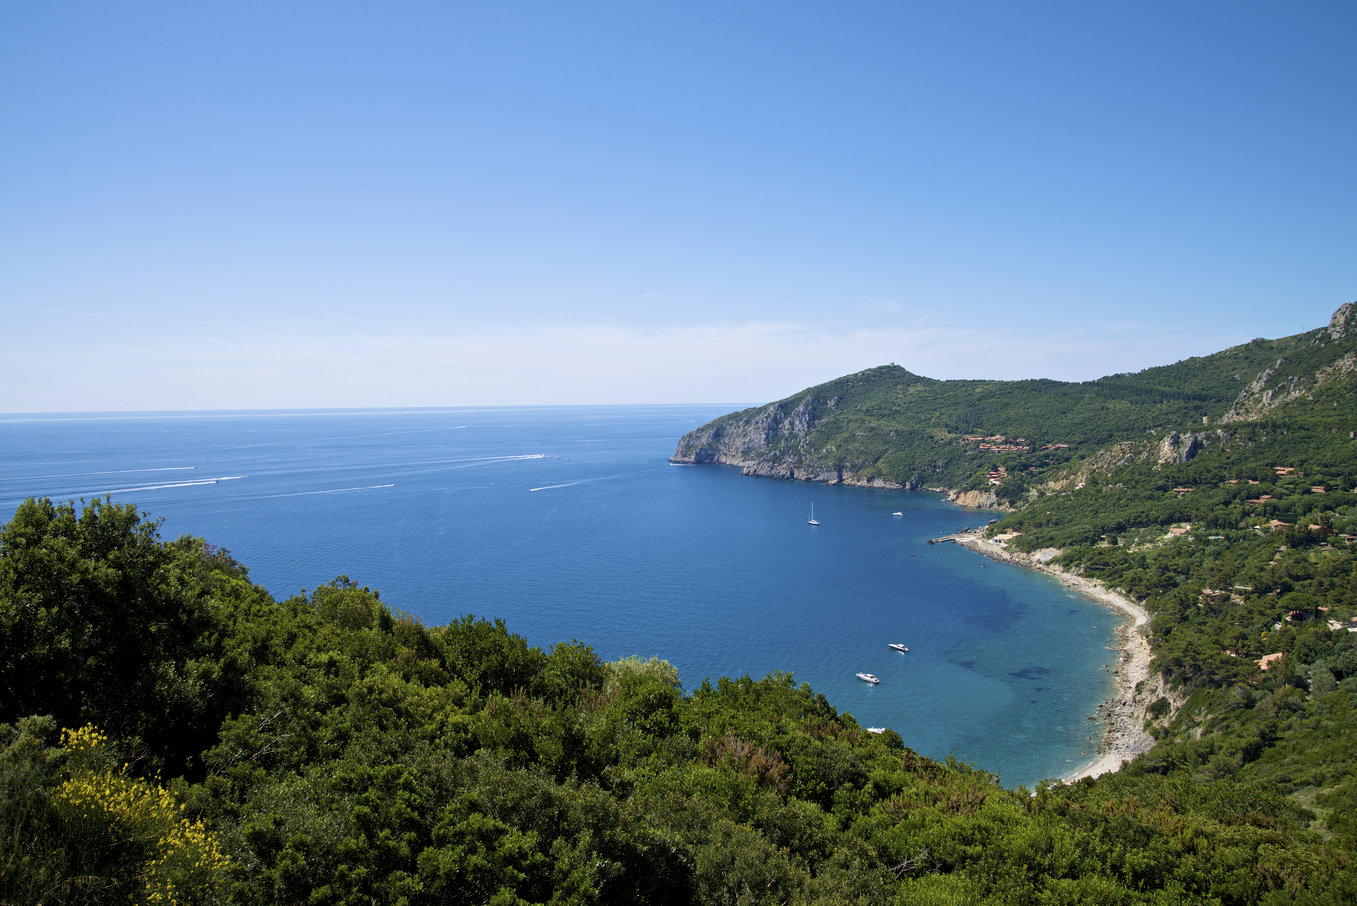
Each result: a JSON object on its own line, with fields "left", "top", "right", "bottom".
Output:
{"left": 0, "top": 405, "right": 1121, "bottom": 787}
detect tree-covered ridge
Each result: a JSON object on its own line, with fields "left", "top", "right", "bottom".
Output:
{"left": 671, "top": 303, "right": 1357, "bottom": 495}
{"left": 986, "top": 352, "right": 1357, "bottom": 846}
{"left": 5, "top": 498, "right": 1357, "bottom": 904}
{"left": 671, "top": 301, "right": 1357, "bottom": 899}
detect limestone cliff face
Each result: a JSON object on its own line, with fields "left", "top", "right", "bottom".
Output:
{"left": 670, "top": 396, "right": 823, "bottom": 474}
{"left": 1044, "top": 430, "right": 1226, "bottom": 487}
{"left": 1156, "top": 431, "right": 1207, "bottom": 465}
{"left": 670, "top": 394, "right": 916, "bottom": 489}
{"left": 1326, "top": 301, "right": 1354, "bottom": 340}
{"left": 1220, "top": 301, "right": 1357, "bottom": 424}
{"left": 1219, "top": 360, "right": 1305, "bottom": 423}
{"left": 946, "top": 489, "right": 1005, "bottom": 509}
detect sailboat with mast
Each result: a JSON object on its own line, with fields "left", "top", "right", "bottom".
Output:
{"left": 808, "top": 503, "right": 819, "bottom": 526}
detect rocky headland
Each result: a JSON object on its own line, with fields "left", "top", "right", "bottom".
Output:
{"left": 669, "top": 304, "right": 1357, "bottom": 784}
{"left": 669, "top": 388, "right": 1011, "bottom": 504}
{"left": 669, "top": 395, "right": 915, "bottom": 488}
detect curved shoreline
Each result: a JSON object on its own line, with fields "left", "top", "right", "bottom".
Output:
{"left": 939, "top": 531, "right": 1156, "bottom": 783}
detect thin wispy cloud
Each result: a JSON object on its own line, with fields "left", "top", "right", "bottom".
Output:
{"left": 0, "top": 317, "right": 1261, "bottom": 412}
{"left": 2, "top": 4, "right": 1351, "bottom": 412}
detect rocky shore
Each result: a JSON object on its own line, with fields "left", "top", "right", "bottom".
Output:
{"left": 937, "top": 530, "right": 1158, "bottom": 783}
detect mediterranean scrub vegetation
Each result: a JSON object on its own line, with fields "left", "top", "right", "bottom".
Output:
{"left": 5, "top": 496, "right": 1357, "bottom": 904}
{"left": 7, "top": 303, "right": 1357, "bottom": 903}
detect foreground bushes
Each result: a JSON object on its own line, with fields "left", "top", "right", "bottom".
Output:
{"left": 4, "top": 498, "right": 1357, "bottom": 904}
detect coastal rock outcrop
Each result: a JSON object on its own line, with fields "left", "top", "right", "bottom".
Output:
{"left": 671, "top": 396, "right": 827, "bottom": 475}
{"left": 670, "top": 393, "right": 914, "bottom": 488}
{"left": 947, "top": 489, "right": 1004, "bottom": 509}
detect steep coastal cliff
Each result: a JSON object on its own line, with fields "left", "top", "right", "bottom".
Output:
{"left": 669, "top": 385, "right": 919, "bottom": 489}
{"left": 671, "top": 304, "right": 1357, "bottom": 506}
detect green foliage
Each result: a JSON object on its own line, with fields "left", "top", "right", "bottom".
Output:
{"left": 0, "top": 497, "right": 258, "bottom": 777}
{"left": 0, "top": 719, "right": 231, "bottom": 905}
{"left": 675, "top": 307, "right": 1357, "bottom": 499}
{"left": 5, "top": 298, "right": 1357, "bottom": 906}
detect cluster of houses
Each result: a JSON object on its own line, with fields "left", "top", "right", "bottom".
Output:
{"left": 963, "top": 434, "right": 1032, "bottom": 454}
{"left": 960, "top": 435, "right": 1076, "bottom": 488}
{"left": 958, "top": 434, "right": 1049, "bottom": 485}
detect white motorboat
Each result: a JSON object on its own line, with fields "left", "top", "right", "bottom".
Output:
{"left": 855, "top": 672, "right": 880, "bottom": 684}
{"left": 889, "top": 643, "right": 909, "bottom": 653}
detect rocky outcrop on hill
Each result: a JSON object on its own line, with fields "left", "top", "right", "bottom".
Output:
{"left": 1218, "top": 360, "right": 1306, "bottom": 424}
{"left": 947, "top": 489, "right": 1006, "bottom": 509}
{"left": 1326, "top": 301, "right": 1354, "bottom": 340}
{"left": 1156, "top": 431, "right": 1207, "bottom": 465}
{"left": 1220, "top": 301, "right": 1357, "bottom": 424}
{"left": 670, "top": 394, "right": 916, "bottom": 488}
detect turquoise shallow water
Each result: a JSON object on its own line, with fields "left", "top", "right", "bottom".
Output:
{"left": 0, "top": 405, "right": 1121, "bottom": 787}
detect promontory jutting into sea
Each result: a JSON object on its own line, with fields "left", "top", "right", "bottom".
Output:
{"left": 6, "top": 304, "right": 1357, "bottom": 901}
{"left": 8, "top": 304, "right": 1357, "bottom": 795}
{"left": 0, "top": 404, "right": 1123, "bottom": 787}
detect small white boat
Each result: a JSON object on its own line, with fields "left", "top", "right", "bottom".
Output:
{"left": 855, "top": 672, "right": 880, "bottom": 684}
{"left": 808, "top": 503, "right": 819, "bottom": 526}
{"left": 888, "top": 643, "right": 909, "bottom": 653}
{"left": 891, "top": 511, "right": 903, "bottom": 517}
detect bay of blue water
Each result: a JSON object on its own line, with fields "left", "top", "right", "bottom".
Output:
{"left": 0, "top": 405, "right": 1120, "bottom": 787}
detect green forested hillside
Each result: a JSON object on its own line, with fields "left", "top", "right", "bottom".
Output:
{"left": 6, "top": 304, "right": 1357, "bottom": 904}
{"left": 666, "top": 302, "right": 1357, "bottom": 900}
{"left": 3, "top": 497, "right": 1357, "bottom": 904}
{"left": 671, "top": 304, "right": 1357, "bottom": 499}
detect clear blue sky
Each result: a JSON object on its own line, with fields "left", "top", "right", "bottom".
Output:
{"left": 3, "top": 1, "right": 1353, "bottom": 411}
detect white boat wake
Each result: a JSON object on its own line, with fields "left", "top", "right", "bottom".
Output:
{"left": 391, "top": 453, "right": 548, "bottom": 472}
{"left": 529, "top": 475, "right": 617, "bottom": 492}
{"left": 100, "top": 475, "right": 246, "bottom": 494}
{"left": 264, "top": 483, "right": 396, "bottom": 498}
{"left": 412, "top": 453, "right": 547, "bottom": 465}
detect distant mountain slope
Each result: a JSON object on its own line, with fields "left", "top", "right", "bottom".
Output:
{"left": 671, "top": 303, "right": 1357, "bottom": 500}
{"left": 675, "top": 302, "right": 1357, "bottom": 848}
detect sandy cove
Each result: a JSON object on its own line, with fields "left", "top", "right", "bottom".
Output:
{"left": 939, "top": 531, "right": 1157, "bottom": 784}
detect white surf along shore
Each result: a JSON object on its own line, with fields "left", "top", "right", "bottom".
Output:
{"left": 939, "top": 529, "right": 1159, "bottom": 784}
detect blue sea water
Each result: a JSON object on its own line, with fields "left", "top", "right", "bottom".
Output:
{"left": 0, "top": 405, "right": 1121, "bottom": 788}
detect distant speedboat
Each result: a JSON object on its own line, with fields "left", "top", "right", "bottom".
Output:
{"left": 855, "top": 672, "right": 880, "bottom": 684}
{"left": 808, "top": 503, "right": 819, "bottom": 526}
{"left": 888, "top": 643, "right": 909, "bottom": 653}
{"left": 892, "top": 511, "right": 904, "bottom": 517}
